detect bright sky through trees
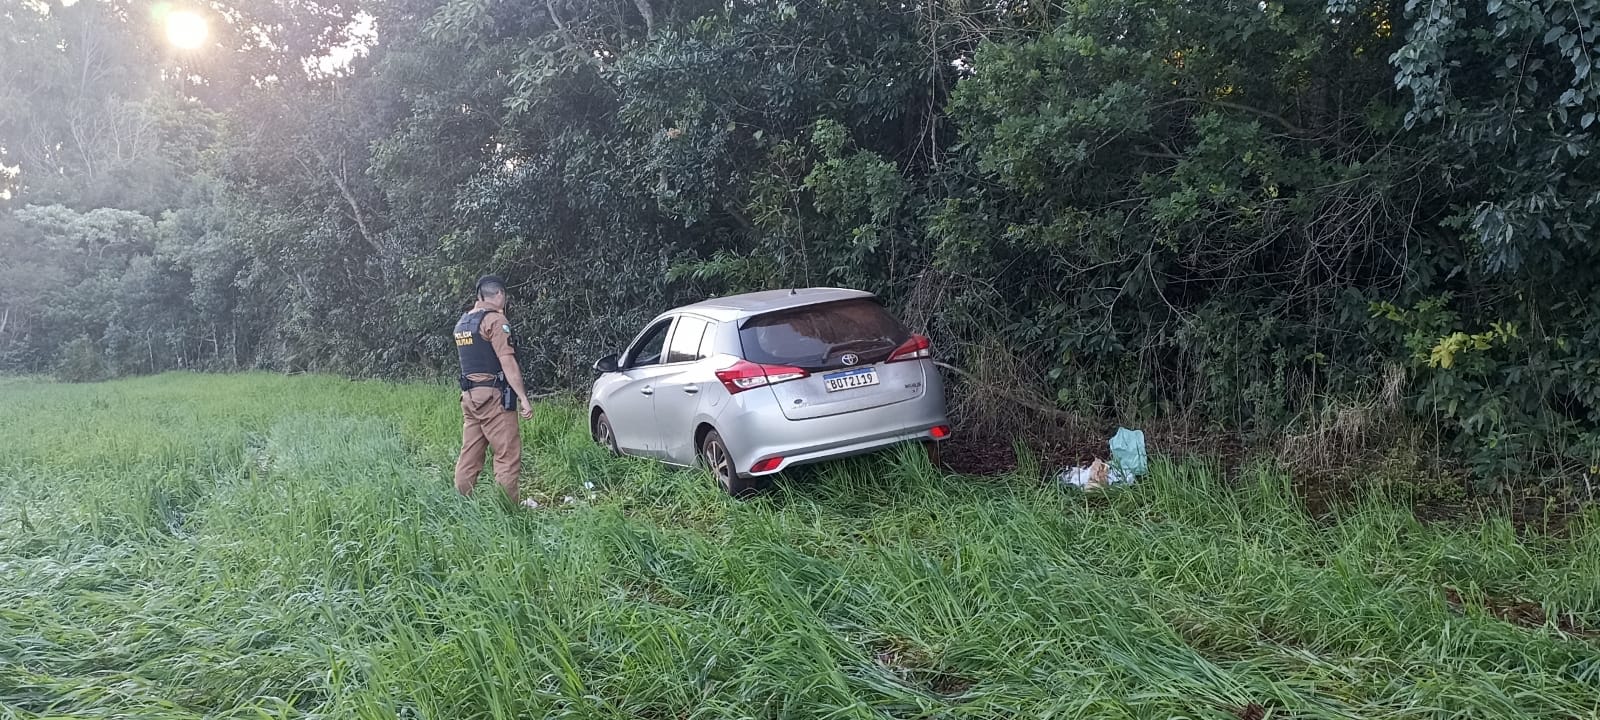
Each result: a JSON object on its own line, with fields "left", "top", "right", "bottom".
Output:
{"left": 164, "top": 10, "right": 207, "bottom": 50}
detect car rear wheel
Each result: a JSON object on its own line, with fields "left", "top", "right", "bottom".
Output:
{"left": 593, "top": 412, "right": 620, "bottom": 456}
{"left": 701, "top": 430, "right": 755, "bottom": 497}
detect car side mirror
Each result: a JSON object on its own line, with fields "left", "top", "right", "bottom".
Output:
{"left": 594, "top": 353, "right": 620, "bottom": 373}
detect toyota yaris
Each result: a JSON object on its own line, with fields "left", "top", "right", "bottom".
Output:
{"left": 588, "top": 288, "right": 951, "bottom": 495}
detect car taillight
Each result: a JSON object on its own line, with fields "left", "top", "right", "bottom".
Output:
{"left": 887, "top": 334, "right": 932, "bottom": 363}
{"left": 929, "top": 425, "right": 951, "bottom": 440}
{"left": 750, "top": 457, "right": 783, "bottom": 473}
{"left": 715, "top": 359, "right": 809, "bottom": 394}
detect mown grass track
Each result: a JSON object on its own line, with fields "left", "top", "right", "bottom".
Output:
{"left": 1, "top": 373, "right": 1597, "bottom": 719}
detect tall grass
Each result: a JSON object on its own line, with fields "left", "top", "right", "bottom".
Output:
{"left": 2, "top": 372, "right": 1597, "bottom": 719}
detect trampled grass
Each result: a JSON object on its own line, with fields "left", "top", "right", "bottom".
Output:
{"left": 1, "top": 373, "right": 1597, "bottom": 719}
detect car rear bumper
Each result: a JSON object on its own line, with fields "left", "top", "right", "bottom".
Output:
{"left": 712, "top": 366, "right": 950, "bottom": 477}
{"left": 749, "top": 424, "right": 949, "bottom": 476}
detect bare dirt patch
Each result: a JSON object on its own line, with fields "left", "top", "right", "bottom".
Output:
{"left": 1442, "top": 586, "right": 1597, "bottom": 639}
{"left": 868, "top": 636, "right": 976, "bottom": 698}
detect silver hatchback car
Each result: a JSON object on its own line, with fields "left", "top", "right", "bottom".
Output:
{"left": 588, "top": 288, "right": 951, "bottom": 494}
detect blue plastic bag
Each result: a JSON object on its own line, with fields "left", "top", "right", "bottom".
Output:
{"left": 1109, "top": 427, "right": 1147, "bottom": 477}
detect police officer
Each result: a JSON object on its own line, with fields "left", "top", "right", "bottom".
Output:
{"left": 452, "top": 275, "right": 533, "bottom": 505}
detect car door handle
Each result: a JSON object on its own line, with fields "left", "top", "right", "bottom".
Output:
{"left": 682, "top": 384, "right": 699, "bottom": 394}
{"left": 640, "top": 386, "right": 654, "bottom": 396}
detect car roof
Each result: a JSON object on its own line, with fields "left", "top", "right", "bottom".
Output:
{"left": 668, "top": 287, "right": 876, "bottom": 322}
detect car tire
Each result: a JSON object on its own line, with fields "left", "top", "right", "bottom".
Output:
{"left": 701, "top": 430, "right": 755, "bottom": 497}
{"left": 593, "top": 412, "right": 620, "bottom": 457}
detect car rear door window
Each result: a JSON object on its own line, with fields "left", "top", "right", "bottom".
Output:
{"left": 665, "top": 316, "right": 710, "bottom": 364}
{"left": 697, "top": 321, "right": 720, "bottom": 358}
{"left": 739, "top": 299, "right": 910, "bottom": 369}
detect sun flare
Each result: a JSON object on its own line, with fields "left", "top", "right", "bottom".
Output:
{"left": 165, "top": 11, "right": 208, "bottom": 50}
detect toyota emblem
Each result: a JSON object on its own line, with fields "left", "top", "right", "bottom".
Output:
{"left": 841, "top": 353, "right": 860, "bottom": 366}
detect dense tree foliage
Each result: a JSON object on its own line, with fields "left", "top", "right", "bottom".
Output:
{"left": 2, "top": 0, "right": 1597, "bottom": 486}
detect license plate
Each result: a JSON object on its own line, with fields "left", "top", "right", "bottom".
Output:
{"left": 823, "top": 367, "right": 879, "bottom": 392}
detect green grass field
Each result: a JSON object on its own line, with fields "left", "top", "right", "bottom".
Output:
{"left": 1, "top": 373, "right": 1597, "bottom": 719}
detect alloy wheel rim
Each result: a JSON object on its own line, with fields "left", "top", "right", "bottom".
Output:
{"left": 708, "top": 441, "right": 732, "bottom": 487}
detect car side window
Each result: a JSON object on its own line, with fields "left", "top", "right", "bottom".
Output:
{"left": 697, "top": 321, "right": 719, "bottom": 358}
{"left": 665, "top": 316, "right": 710, "bottom": 364}
{"left": 625, "top": 319, "right": 673, "bottom": 368}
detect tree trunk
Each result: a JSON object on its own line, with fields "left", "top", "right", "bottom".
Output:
{"left": 298, "top": 152, "right": 384, "bottom": 256}
{"left": 632, "top": 0, "right": 654, "bottom": 34}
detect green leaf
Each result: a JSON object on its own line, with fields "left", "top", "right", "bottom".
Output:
{"left": 1583, "top": 112, "right": 1596, "bottom": 129}
{"left": 1544, "top": 26, "right": 1565, "bottom": 44}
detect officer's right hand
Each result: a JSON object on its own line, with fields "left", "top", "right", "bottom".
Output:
{"left": 518, "top": 398, "right": 533, "bottom": 420}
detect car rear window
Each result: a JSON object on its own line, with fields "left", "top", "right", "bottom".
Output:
{"left": 738, "top": 299, "right": 911, "bottom": 369}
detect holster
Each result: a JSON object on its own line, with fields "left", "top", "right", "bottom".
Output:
{"left": 460, "top": 374, "right": 514, "bottom": 412}
{"left": 498, "top": 373, "right": 515, "bottom": 411}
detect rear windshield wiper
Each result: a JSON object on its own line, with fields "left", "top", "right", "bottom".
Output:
{"left": 824, "top": 337, "right": 894, "bottom": 355}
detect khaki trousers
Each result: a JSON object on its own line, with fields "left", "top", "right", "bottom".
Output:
{"left": 453, "top": 387, "right": 520, "bottom": 502}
